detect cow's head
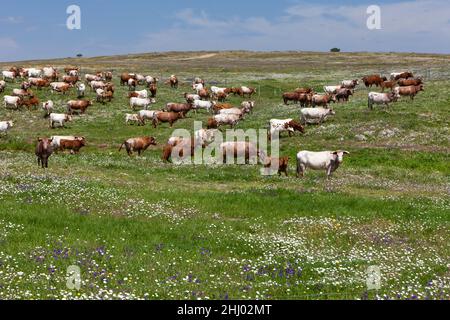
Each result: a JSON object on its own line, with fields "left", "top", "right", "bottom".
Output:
{"left": 332, "top": 150, "right": 350, "bottom": 163}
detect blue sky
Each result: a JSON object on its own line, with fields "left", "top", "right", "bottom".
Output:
{"left": 1, "top": 0, "right": 449, "bottom": 61}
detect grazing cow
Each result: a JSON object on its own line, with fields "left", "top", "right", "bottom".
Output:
{"left": 193, "top": 100, "right": 215, "bottom": 113}
{"left": 26, "top": 68, "right": 43, "bottom": 78}
{"left": 153, "top": 112, "right": 184, "bottom": 128}
{"left": 130, "top": 97, "right": 155, "bottom": 110}
{"left": 50, "top": 82, "right": 72, "bottom": 94}
{"left": 128, "top": 89, "right": 148, "bottom": 99}
{"left": 168, "top": 75, "right": 178, "bottom": 89}
{"left": 165, "top": 103, "right": 192, "bottom": 117}
{"left": 393, "top": 85, "right": 424, "bottom": 100}
{"left": 125, "top": 114, "right": 142, "bottom": 125}
{"left": 19, "top": 96, "right": 40, "bottom": 110}
{"left": 211, "top": 86, "right": 230, "bottom": 95}
{"left": 393, "top": 72, "right": 414, "bottom": 81}
{"left": 3, "top": 96, "right": 22, "bottom": 109}
{"left": 0, "top": 80, "right": 5, "bottom": 93}
{"left": 282, "top": 92, "right": 302, "bottom": 105}
{"left": 138, "top": 110, "right": 160, "bottom": 125}
{"left": 269, "top": 119, "right": 305, "bottom": 139}
{"left": 43, "top": 67, "right": 58, "bottom": 81}
{"left": 297, "top": 150, "right": 350, "bottom": 179}
{"left": 368, "top": 92, "right": 399, "bottom": 109}
{"left": 76, "top": 83, "right": 86, "bottom": 98}
{"left": 220, "top": 141, "right": 261, "bottom": 165}
{"left": 218, "top": 106, "right": 251, "bottom": 119}
{"left": 60, "top": 138, "right": 86, "bottom": 154}
{"left": 207, "top": 114, "right": 241, "bottom": 129}
{"left": 341, "top": 79, "right": 359, "bottom": 90}
{"left": 42, "top": 100, "right": 54, "bottom": 116}
{"left": 335, "top": 88, "right": 353, "bottom": 102}
{"left": 184, "top": 93, "right": 201, "bottom": 103}
{"left": 119, "top": 136, "right": 157, "bottom": 156}
{"left": 324, "top": 85, "right": 343, "bottom": 94}
{"left": 312, "top": 93, "right": 336, "bottom": 107}
{"left": 35, "top": 138, "right": 54, "bottom": 168}
{"left": 262, "top": 156, "right": 290, "bottom": 177}
{"left": 63, "top": 75, "right": 79, "bottom": 85}
{"left": 300, "top": 108, "right": 336, "bottom": 125}
{"left": 149, "top": 84, "right": 157, "bottom": 98}
{"left": 398, "top": 78, "right": 423, "bottom": 87}
{"left": 128, "top": 79, "right": 138, "bottom": 91}
{"left": 2, "top": 71, "right": 17, "bottom": 82}
{"left": 381, "top": 80, "right": 398, "bottom": 92}
{"left": 0, "top": 121, "right": 14, "bottom": 134}
{"left": 362, "top": 75, "right": 387, "bottom": 88}
{"left": 49, "top": 113, "right": 73, "bottom": 128}
{"left": 85, "top": 74, "right": 102, "bottom": 83}
{"left": 120, "top": 73, "right": 136, "bottom": 86}
{"left": 29, "top": 78, "right": 50, "bottom": 89}
{"left": 67, "top": 100, "right": 92, "bottom": 114}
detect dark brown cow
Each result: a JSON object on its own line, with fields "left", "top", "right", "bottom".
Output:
{"left": 35, "top": 138, "right": 53, "bottom": 168}
{"left": 362, "top": 75, "right": 387, "bottom": 88}
{"left": 153, "top": 112, "right": 184, "bottom": 128}
{"left": 335, "top": 88, "right": 353, "bottom": 102}
{"left": 149, "top": 83, "right": 157, "bottom": 98}
{"left": 165, "top": 103, "right": 192, "bottom": 117}
{"left": 282, "top": 92, "right": 301, "bottom": 105}
{"left": 119, "top": 136, "right": 157, "bottom": 156}
{"left": 60, "top": 138, "right": 86, "bottom": 154}
{"left": 67, "top": 100, "right": 93, "bottom": 114}
{"left": 394, "top": 72, "right": 414, "bottom": 80}
{"left": 398, "top": 78, "right": 423, "bottom": 87}
{"left": 19, "top": 96, "right": 40, "bottom": 110}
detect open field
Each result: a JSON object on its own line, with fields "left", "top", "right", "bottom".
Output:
{"left": 0, "top": 51, "right": 449, "bottom": 300}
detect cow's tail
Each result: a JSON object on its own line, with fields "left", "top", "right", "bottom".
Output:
{"left": 119, "top": 142, "right": 126, "bottom": 152}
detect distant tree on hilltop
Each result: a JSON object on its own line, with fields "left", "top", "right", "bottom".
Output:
{"left": 330, "top": 48, "right": 341, "bottom": 53}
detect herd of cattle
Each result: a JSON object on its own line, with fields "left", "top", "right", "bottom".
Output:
{"left": 0, "top": 66, "right": 424, "bottom": 178}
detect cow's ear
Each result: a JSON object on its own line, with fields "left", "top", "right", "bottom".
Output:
{"left": 343, "top": 151, "right": 350, "bottom": 155}
{"left": 37, "top": 138, "right": 42, "bottom": 142}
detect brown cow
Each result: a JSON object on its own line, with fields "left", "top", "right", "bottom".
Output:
{"left": 213, "top": 103, "right": 234, "bottom": 112}
{"left": 198, "top": 88, "right": 210, "bottom": 100}
{"left": 153, "top": 112, "right": 184, "bottom": 128}
{"left": 394, "top": 72, "right": 414, "bottom": 80}
{"left": 167, "top": 75, "right": 178, "bottom": 89}
{"left": 19, "top": 96, "right": 40, "bottom": 110}
{"left": 398, "top": 78, "right": 423, "bottom": 87}
{"left": 67, "top": 100, "right": 93, "bottom": 114}
{"left": 283, "top": 92, "right": 301, "bottom": 105}
{"left": 394, "top": 85, "right": 424, "bottom": 100}
{"left": 165, "top": 103, "right": 192, "bottom": 117}
{"left": 119, "top": 136, "right": 157, "bottom": 156}
{"left": 149, "top": 83, "right": 157, "bottom": 98}
{"left": 263, "top": 156, "right": 290, "bottom": 177}
{"left": 312, "top": 94, "right": 336, "bottom": 107}
{"left": 381, "top": 81, "right": 398, "bottom": 92}
{"left": 362, "top": 75, "right": 387, "bottom": 88}
{"left": 60, "top": 138, "right": 86, "bottom": 154}
{"left": 216, "top": 92, "right": 228, "bottom": 102}
{"left": 63, "top": 75, "right": 79, "bottom": 85}
{"left": 335, "top": 88, "right": 353, "bottom": 102}
{"left": 120, "top": 73, "right": 136, "bottom": 86}
{"left": 35, "top": 138, "right": 54, "bottom": 169}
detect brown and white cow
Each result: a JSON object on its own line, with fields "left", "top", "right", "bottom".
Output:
{"left": 119, "top": 136, "right": 157, "bottom": 156}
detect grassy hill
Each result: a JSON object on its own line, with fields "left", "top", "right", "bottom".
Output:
{"left": 0, "top": 51, "right": 449, "bottom": 300}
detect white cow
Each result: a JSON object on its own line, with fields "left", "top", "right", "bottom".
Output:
{"left": 130, "top": 97, "right": 155, "bottom": 110}
{"left": 125, "top": 114, "right": 141, "bottom": 125}
{"left": 324, "top": 85, "right": 342, "bottom": 94}
{"left": 269, "top": 119, "right": 305, "bottom": 139}
{"left": 76, "top": 83, "right": 86, "bottom": 97}
{"left": 42, "top": 100, "right": 54, "bottom": 115}
{"left": 300, "top": 107, "right": 336, "bottom": 125}
{"left": 218, "top": 107, "right": 250, "bottom": 119}
{"left": 43, "top": 67, "right": 57, "bottom": 79}
{"left": 133, "top": 89, "right": 148, "bottom": 99}
{"left": 296, "top": 150, "right": 350, "bottom": 179}
{"left": 49, "top": 113, "right": 73, "bottom": 128}
{"left": 2, "top": 71, "right": 16, "bottom": 82}
{"left": 193, "top": 83, "right": 204, "bottom": 93}
{"left": 193, "top": 100, "right": 215, "bottom": 113}
{"left": 368, "top": 92, "right": 399, "bottom": 109}
{"left": 145, "top": 76, "right": 159, "bottom": 85}
{"left": 208, "top": 114, "right": 241, "bottom": 129}
{"left": 4, "top": 96, "right": 21, "bottom": 109}
{"left": 27, "top": 68, "right": 42, "bottom": 78}
{"left": 0, "top": 121, "right": 14, "bottom": 134}
{"left": 138, "top": 110, "right": 160, "bottom": 125}
{"left": 90, "top": 81, "right": 105, "bottom": 91}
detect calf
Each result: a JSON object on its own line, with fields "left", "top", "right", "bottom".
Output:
{"left": 262, "top": 156, "right": 290, "bottom": 177}
{"left": 35, "top": 138, "right": 54, "bottom": 168}
{"left": 49, "top": 113, "right": 73, "bottom": 128}
{"left": 60, "top": 138, "right": 86, "bottom": 154}
{"left": 119, "top": 136, "right": 157, "bottom": 156}
{"left": 297, "top": 150, "right": 350, "bottom": 179}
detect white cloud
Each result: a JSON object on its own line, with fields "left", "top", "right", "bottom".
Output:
{"left": 137, "top": 0, "right": 450, "bottom": 53}
{"left": 0, "top": 16, "right": 23, "bottom": 24}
